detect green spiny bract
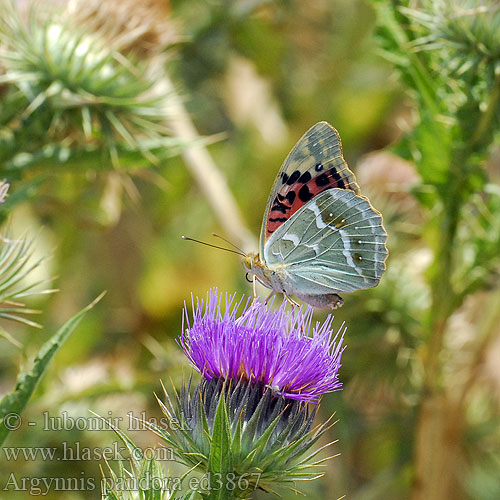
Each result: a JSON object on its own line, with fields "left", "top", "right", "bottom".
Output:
{"left": 146, "top": 378, "right": 337, "bottom": 498}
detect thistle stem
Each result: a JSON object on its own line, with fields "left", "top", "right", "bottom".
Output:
{"left": 411, "top": 177, "right": 462, "bottom": 500}
{"left": 470, "top": 72, "right": 500, "bottom": 149}
{"left": 412, "top": 74, "right": 499, "bottom": 497}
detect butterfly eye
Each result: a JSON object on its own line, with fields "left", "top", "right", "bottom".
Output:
{"left": 242, "top": 255, "right": 253, "bottom": 272}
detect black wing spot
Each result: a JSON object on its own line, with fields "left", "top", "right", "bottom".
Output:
{"left": 286, "top": 170, "right": 301, "bottom": 185}
{"left": 315, "top": 162, "right": 323, "bottom": 172}
{"left": 269, "top": 217, "right": 287, "bottom": 222}
{"left": 271, "top": 201, "right": 291, "bottom": 214}
{"left": 277, "top": 193, "right": 285, "bottom": 201}
{"left": 281, "top": 172, "right": 289, "bottom": 184}
{"left": 315, "top": 173, "right": 330, "bottom": 187}
{"left": 298, "top": 171, "right": 312, "bottom": 183}
{"left": 329, "top": 168, "right": 347, "bottom": 189}
{"left": 298, "top": 184, "right": 313, "bottom": 202}
{"left": 330, "top": 168, "right": 341, "bottom": 181}
{"left": 286, "top": 191, "right": 296, "bottom": 203}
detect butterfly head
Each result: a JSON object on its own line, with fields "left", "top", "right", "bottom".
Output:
{"left": 242, "top": 252, "right": 261, "bottom": 275}
{"left": 242, "top": 252, "right": 284, "bottom": 293}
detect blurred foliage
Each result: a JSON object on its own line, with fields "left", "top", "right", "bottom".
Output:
{"left": 0, "top": 0, "right": 185, "bottom": 227}
{"left": 0, "top": 0, "right": 499, "bottom": 499}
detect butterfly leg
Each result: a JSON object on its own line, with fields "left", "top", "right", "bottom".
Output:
{"left": 252, "top": 274, "right": 257, "bottom": 299}
{"left": 284, "top": 294, "right": 301, "bottom": 308}
{"left": 264, "top": 290, "right": 276, "bottom": 305}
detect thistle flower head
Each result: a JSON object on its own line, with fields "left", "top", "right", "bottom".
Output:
{"left": 179, "top": 291, "right": 345, "bottom": 404}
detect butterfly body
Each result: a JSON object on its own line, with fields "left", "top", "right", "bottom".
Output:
{"left": 244, "top": 122, "right": 388, "bottom": 309}
{"left": 243, "top": 251, "right": 344, "bottom": 308}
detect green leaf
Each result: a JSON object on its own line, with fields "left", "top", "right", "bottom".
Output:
{"left": 100, "top": 431, "right": 184, "bottom": 500}
{"left": 139, "top": 459, "right": 165, "bottom": 500}
{"left": 178, "top": 492, "right": 199, "bottom": 500}
{"left": 207, "top": 393, "right": 233, "bottom": 500}
{"left": 239, "top": 389, "right": 272, "bottom": 454}
{"left": 0, "top": 292, "right": 105, "bottom": 445}
{"left": 230, "top": 419, "right": 242, "bottom": 458}
{"left": 413, "top": 111, "right": 452, "bottom": 185}
{"left": 242, "top": 411, "right": 282, "bottom": 465}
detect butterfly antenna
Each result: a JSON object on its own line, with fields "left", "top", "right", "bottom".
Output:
{"left": 181, "top": 236, "right": 245, "bottom": 257}
{"left": 211, "top": 233, "right": 245, "bottom": 254}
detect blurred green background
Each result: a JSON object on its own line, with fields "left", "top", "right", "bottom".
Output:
{"left": 1, "top": 0, "right": 499, "bottom": 499}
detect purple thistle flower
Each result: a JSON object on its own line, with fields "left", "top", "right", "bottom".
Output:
{"left": 179, "top": 290, "right": 345, "bottom": 404}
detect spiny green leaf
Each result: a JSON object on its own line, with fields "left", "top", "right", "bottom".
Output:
{"left": 207, "top": 393, "right": 233, "bottom": 500}
{"left": 0, "top": 292, "right": 105, "bottom": 445}
{"left": 230, "top": 418, "right": 242, "bottom": 458}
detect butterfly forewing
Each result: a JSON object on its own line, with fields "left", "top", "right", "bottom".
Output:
{"left": 264, "top": 189, "right": 387, "bottom": 294}
{"left": 260, "top": 122, "right": 360, "bottom": 254}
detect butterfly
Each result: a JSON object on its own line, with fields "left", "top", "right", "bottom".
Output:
{"left": 243, "top": 121, "right": 388, "bottom": 309}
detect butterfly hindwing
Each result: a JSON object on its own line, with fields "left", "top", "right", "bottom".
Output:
{"left": 260, "top": 122, "right": 360, "bottom": 252}
{"left": 263, "top": 188, "right": 387, "bottom": 294}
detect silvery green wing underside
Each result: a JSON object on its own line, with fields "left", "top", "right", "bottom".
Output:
{"left": 263, "top": 188, "right": 388, "bottom": 295}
